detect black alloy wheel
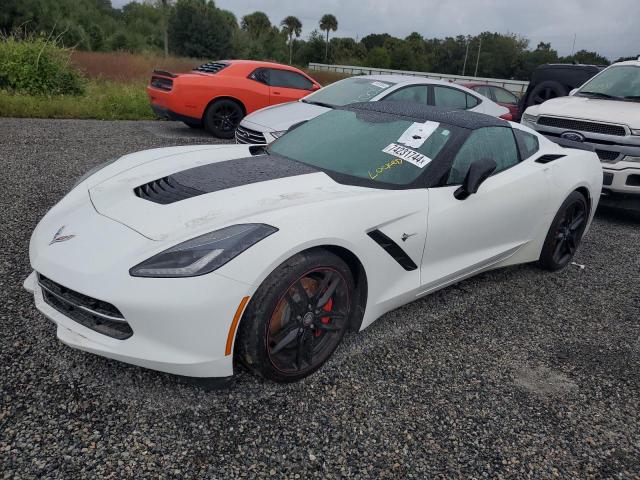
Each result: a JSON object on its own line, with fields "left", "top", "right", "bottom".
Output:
{"left": 236, "top": 250, "right": 354, "bottom": 382}
{"left": 203, "top": 99, "right": 244, "bottom": 138}
{"left": 266, "top": 268, "right": 350, "bottom": 375}
{"left": 539, "top": 191, "right": 588, "bottom": 271}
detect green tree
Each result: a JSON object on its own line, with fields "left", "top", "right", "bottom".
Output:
{"left": 319, "top": 13, "right": 337, "bottom": 62}
{"left": 241, "top": 11, "right": 270, "bottom": 40}
{"left": 169, "top": 0, "right": 233, "bottom": 58}
{"left": 280, "top": 15, "right": 302, "bottom": 64}
{"left": 365, "top": 47, "right": 391, "bottom": 69}
{"left": 560, "top": 49, "right": 610, "bottom": 66}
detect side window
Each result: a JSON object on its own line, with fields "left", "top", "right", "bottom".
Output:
{"left": 249, "top": 68, "right": 269, "bottom": 85}
{"left": 433, "top": 86, "right": 479, "bottom": 110}
{"left": 475, "top": 85, "right": 493, "bottom": 98}
{"left": 447, "top": 127, "right": 519, "bottom": 185}
{"left": 514, "top": 129, "right": 540, "bottom": 160}
{"left": 492, "top": 87, "right": 518, "bottom": 105}
{"left": 383, "top": 85, "right": 428, "bottom": 104}
{"left": 268, "top": 69, "right": 313, "bottom": 90}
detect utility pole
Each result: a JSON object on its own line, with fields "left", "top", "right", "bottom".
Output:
{"left": 462, "top": 37, "right": 470, "bottom": 76}
{"left": 571, "top": 33, "right": 576, "bottom": 56}
{"left": 474, "top": 36, "right": 482, "bottom": 77}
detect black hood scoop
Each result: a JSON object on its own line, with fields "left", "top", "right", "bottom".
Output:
{"left": 134, "top": 155, "right": 318, "bottom": 205}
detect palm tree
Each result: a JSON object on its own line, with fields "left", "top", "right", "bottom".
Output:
{"left": 319, "top": 14, "right": 338, "bottom": 62}
{"left": 280, "top": 16, "right": 302, "bottom": 64}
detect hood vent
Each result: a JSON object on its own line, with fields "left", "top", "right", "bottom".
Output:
{"left": 134, "top": 176, "right": 204, "bottom": 205}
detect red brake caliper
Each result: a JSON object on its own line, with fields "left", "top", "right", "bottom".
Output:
{"left": 315, "top": 297, "right": 333, "bottom": 337}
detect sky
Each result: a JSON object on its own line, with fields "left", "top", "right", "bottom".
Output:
{"left": 112, "top": 0, "right": 640, "bottom": 60}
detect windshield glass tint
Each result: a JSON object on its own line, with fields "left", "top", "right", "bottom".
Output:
{"left": 304, "top": 77, "right": 396, "bottom": 106}
{"left": 579, "top": 66, "right": 640, "bottom": 98}
{"left": 270, "top": 109, "right": 455, "bottom": 185}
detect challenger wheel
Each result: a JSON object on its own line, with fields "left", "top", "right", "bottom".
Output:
{"left": 236, "top": 250, "right": 354, "bottom": 382}
{"left": 203, "top": 99, "right": 244, "bottom": 138}
{"left": 539, "top": 191, "right": 588, "bottom": 271}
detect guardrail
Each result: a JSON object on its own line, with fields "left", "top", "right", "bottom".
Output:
{"left": 308, "top": 63, "right": 529, "bottom": 95}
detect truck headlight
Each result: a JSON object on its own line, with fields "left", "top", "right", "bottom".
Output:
{"left": 130, "top": 224, "right": 277, "bottom": 278}
{"left": 631, "top": 129, "right": 640, "bottom": 136}
{"left": 521, "top": 113, "right": 538, "bottom": 124}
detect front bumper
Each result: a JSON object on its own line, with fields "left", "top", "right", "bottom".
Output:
{"left": 26, "top": 194, "right": 255, "bottom": 378}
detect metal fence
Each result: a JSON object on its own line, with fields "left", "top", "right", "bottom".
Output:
{"left": 308, "top": 63, "right": 530, "bottom": 95}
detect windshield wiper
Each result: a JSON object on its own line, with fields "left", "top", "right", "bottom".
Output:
{"left": 579, "top": 91, "right": 621, "bottom": 100}
{"left": 301, "top": 99, "right": 335, "bottom": 109}
{"left": 623, "top": 95, "right": 640, "bottom": 102}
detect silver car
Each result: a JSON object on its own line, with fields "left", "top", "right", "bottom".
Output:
{"left": 235, "top": 74, "right": 510, "bottom": 144}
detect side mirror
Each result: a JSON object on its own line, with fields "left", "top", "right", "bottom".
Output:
{"left": 311, "top": 83, "right": 321, "bottom": 91}
{"left": 454, "top": 158, "right": 497, "bottom": 200}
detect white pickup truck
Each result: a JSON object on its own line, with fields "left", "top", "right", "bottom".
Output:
{"left": 521, "top": 58, "right": 640, "bottom": 207}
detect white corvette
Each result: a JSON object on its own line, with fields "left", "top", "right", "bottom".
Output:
{"left": 25, "top": 102, "right": 602, "bottom": 383}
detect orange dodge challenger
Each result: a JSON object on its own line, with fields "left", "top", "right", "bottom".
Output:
{"left": 147, "top": 60, "right": 321, "bottom": 138}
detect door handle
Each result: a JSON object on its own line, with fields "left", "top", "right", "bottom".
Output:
{"left": 273, "top": 91, "right": 281, "bottom": 95}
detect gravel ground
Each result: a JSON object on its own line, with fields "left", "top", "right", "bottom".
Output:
{"left": 1, "top": 118, "right": 639, "bottom": 479}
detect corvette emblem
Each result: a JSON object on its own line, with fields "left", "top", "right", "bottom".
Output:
{"left": 49, "top": 226, "right": 76, "bottom": 245}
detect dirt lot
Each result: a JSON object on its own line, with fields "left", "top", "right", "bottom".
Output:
{"left": 1, "top": 118, "right": 639, "bottom": 479}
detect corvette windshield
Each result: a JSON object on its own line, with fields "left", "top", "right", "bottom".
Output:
{"left": 270, "top": 109, "right": 455, "bottom": 186}
{"left": 578, "top": 65, "right": 640, "bottom": 101}
{"left": 302, "top": 77, "right": 396, "bottom": 107}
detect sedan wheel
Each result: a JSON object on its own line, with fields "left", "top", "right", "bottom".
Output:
{"left": 236, "top": 250, "right": 354, "bottom": 382}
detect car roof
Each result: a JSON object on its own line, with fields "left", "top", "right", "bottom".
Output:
{"left": 354, "top": 74, "right": 465, "bottom": 87}
{"left": 222, "top": 59, "right": 306, "bottom": 71}
{"left": 611, "top": 59, "right": 640, "bottom": 67}
{"left": 343, "top": 101, "right": 508, "bottom": 129}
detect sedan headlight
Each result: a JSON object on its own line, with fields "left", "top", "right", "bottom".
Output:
{"left": 130, "top": 224, "right": 277, "bottom": 278}
{"left": 270, "top": 130, "right": 287, "bottom": 139}
{"left": 631, "top": 129, "right": 640, "bottom": 136}
{"left": 521, "top": 113, "right": 538, "bottom": 124}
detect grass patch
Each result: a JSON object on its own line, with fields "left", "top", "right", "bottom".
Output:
{"left": 0, "top": 80, "right": 154, "bottom": 120}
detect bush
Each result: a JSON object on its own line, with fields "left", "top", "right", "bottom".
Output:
{"left": 0, "top": 35, "right": 85, "bottom": 95}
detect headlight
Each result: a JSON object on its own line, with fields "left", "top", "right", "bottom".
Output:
{"left": 631, "top": 129, "right": 640, "bottom": 136}
{"left": 129, "top": 224, "right": 277, "bottom": 278}
{"left": 521, "top": 113, "right": 538, "bottom": 124}
{"left": 270, "top": 130, "right": 286, "bottom": 139}
{"left": 623, "top": 155, "right": 640, "bottom": 163}
{"left": 73, "top": 157, "right": 118, "bottom": 188}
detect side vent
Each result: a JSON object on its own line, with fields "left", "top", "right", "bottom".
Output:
{"left": 536, "top": 154, "right": 565, "bottom": 164}
{"left": 367, "top": 230, "right": 418, "bottom": 271}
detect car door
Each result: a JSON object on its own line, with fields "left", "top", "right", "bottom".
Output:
{"left": 247, "top": 68, "right": 273, "bottom": 111}
{"left": 490, "top": 86, "right": 519, "bottom": 117}
{"left": 419, "top": 126, "right": 551, "bottom": 292}
{"left": 430, "top": 85, "right": 480, "bottom": 111}
{"left": 267, "top": 68, "right": 315, "bottom": 105}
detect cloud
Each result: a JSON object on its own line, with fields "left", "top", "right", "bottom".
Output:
{"left": 113, "top": 0, "right": 640, "bottom": 60}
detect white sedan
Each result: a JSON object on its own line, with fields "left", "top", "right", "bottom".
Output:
{"left": 25, "top": 102, "right": 602, "bottom": 383}
{"left": 236, "top": 74, "right": 511, "bottom": 144}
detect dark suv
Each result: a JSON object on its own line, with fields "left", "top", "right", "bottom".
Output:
{"left": 516, "top": 64, "right": 603, "bottom": 121}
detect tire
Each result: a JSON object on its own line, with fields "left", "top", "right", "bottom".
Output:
{"left": 183, "top": 121, "right": 202, "bottom": 129}
{"left": 526, "top": 80, "right": 567, "bottom": 107}
{"left": 235, "top": 249, "right": 355, "bottom": 383}
{"left": 538, "top": 191, "right": 588, "bottom": 271}
{"left": 203, "top": 99, "right": 244, "bottom": 138}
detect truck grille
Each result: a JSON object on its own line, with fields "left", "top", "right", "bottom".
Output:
{"left": 38, "top": 274, "right": 133, "bottom": 340}
{"left": 193, "top": 62, "right": 229, "bottom": 74}
{"left": 235, "top": 125, "right": 266, "bottom": 144}
{"left": 595, "top": 149, "right": 621, "bottom": 163}
{"left": 537, "top": 116, "right": 626, "bottom": 136}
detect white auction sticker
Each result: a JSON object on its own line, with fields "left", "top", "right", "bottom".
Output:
{"left": 397, "top": 121, "right": 440, "bottom": 148}
{"left": 382, "top": 143, "right": 432, "bottom": 168}
{"left": 370, "top": 81, "right": 390, "bottom": 89}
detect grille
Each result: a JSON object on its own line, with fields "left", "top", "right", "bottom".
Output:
{"left": 150, "top": 76, "right": 173, "bottom": 91}
{"left": 134, "top": 176, "right": 204, "bottom": 205}
{"left": 595, "top": 149, "right": 621, "bottom": 163}
{"left": 537, "top": 116, "right": 626, "bottom": 136}
{"left": 235, "top": 125, "right": 267, "bottom": 144}
{"left": 193, "top": 62, "right": 229, "bottom": 74}
{"left": 38, "top": 274, "right": 132, "bottom": 340}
